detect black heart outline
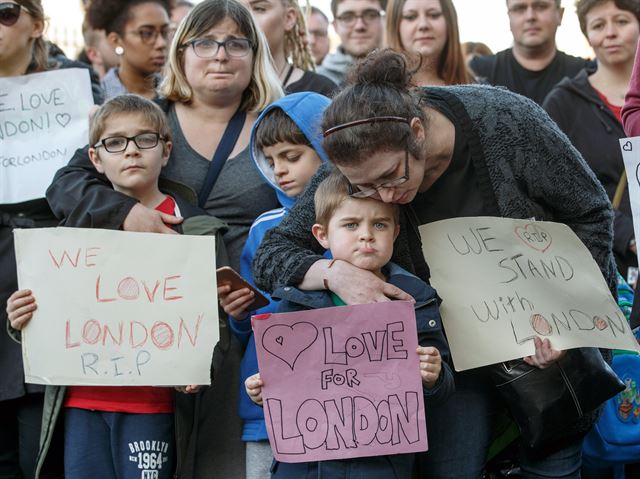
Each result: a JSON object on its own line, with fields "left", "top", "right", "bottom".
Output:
{"left": 261, "top": 322, "right": 318, "bottom": 370}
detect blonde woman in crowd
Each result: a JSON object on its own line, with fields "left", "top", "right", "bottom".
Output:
{"left": 240, "top": 0, "right": 337, "bottom": 94}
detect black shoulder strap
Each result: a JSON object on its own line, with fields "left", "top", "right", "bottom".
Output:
{"left": 197, "top": 109, "right": 247, "bottom": 207}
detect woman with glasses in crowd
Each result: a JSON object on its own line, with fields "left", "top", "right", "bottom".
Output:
{"left": 252, "top": 49, "right": 616, "bottom": 478}
{"left": 0, "top": 1, "right": 103, "bottom": 478}
{"left": 87, "top": 0, "right": 172, "bottom": 99}
{"left": 45, "top": 1, "right": 282, "bottom": 476}
{"left": 240, "top": 0, "right": 336, "bottom": 94}
{"left": 385, "top": 0, "right": 474, "bottom": 85}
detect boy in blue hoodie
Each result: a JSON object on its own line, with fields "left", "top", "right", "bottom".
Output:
{"left": 217, "top": 92, "right": 330, "bottom": 478}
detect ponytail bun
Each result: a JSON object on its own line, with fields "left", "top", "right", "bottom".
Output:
{"left": 347, "top": 49, "right": 413, "bottom": 91}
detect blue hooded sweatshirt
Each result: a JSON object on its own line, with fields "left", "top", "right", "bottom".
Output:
{"left": 229, "top": 92, "right": 331, "bottom": 442}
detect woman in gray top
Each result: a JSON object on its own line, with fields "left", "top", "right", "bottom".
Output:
{"left": 253, "top": 49, "right": 616, "bottom": 478}
{"left": 46, "top": 1, "right": 283, "bottom": 477}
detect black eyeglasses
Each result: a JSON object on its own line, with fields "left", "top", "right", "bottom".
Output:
{"left": 348, "top": 147, "right": 410, "bottom": 198}
{"left": 93, "top": 132, "right": 165, "bottom": 153}
{"left": 335, "top": 9, "right": 384, "bottom": 27}
{"left": 127, "top": 27, "right": 170, "bottom": 45}
{"left": 182, "top": 38, "right": 253, "bottom": 58}
{"left": 0, "top": 2, "right": 29, "bottom": 27}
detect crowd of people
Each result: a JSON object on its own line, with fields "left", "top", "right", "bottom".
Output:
{"left": 1, "top": 0, "right": 640, "bottom": 478}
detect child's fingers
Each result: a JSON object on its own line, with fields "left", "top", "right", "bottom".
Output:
{"left": 8, "top": 289, "right": 32, "bottom": 303}
{"left": 7, "top": 295, "right": 36, "bottom": 314}
{"left": 220, "top": 288, "right": 253, "bottom": 305}
{"left": 7, "top": 304, "right": 37, "bottom": 330}
{"left": 217, "top": 284, "right": 232, "bottom": 296}
{"left": 416, "top": 346, "right": 439, "bottom": 357}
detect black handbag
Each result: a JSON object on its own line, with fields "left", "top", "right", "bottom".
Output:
{"left": 489, "top": 347, "right": 625, "bottom": 449}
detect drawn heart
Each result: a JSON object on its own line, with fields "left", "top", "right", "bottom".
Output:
{"left": 593, "top": 316, "right": 608, "bottom": 331}
{"left": 623, "top": 141, "right": 633, "bottom": 152}
{"left": 55, "top": 113, "right": 71, "bottom": 128}
{"left": 262, "top": 322, "right": 318, "bottom": 370}
{"left": 514, "top": 223, "right": 552, "bottom": 253}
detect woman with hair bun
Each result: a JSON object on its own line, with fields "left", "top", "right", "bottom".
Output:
{"left": 87, "top": 0, "right": 173, "bottom": 99}
{"left": 385, "top": 0, "right": 473, "bottom": 85}
{"left": 253, "top": 49, "right": 616, "bottom": 477}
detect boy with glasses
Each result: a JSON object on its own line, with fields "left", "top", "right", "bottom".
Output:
{"left": 317, "top": 0, "right": 385, "bottom": 87}
{"left": 470, "top": 0, "right": 591, "bottom": 104}
{"left": 6, "top": 94, "right": 226, "bottom": 479}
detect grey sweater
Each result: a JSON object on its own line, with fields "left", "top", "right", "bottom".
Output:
{"left": 253, "top": 84, "right": 616, "bottom": 296}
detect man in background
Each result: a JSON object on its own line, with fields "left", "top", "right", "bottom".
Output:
{"left": 317, "top": 0, "right": 385, "bottom": 87}
{"left": 470, "top": 0, "right": 591, "bottom": 104}
{"left": 307, "top": 6, "right": 331, "bottom": 66}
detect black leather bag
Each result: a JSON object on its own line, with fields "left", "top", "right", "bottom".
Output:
{"left": 489, "top": 347, "right": 625, "bottom": 449}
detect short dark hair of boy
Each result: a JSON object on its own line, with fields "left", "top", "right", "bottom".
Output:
{"left": 576, "top": 0, "right": 640, "bottom": 36}
{"left": 255, "top": 108, "right": 311, "bottom": 150}
{"left": 89, "top": 95, "right": 172, "bottom": 148}
{"left": 314, "top": 169, "right": 400, "bottom": 227}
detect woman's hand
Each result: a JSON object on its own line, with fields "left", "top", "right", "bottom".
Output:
{"left": 217, "top": 284, "right": 253, "bottom": 320}
{"left": 245, "top": 373, "right": 264, "bottom": 406}
{"left": 316, "top": 260, "right": 415, "bottom": 304}
{"left": 123, "top": 203, "right": 182, "bottom": 234}
{"left": 523, "top": 337, "right": 566, "bottom": 369}
{"left": 6, "top": 289, "right": 37, "bottom": 331}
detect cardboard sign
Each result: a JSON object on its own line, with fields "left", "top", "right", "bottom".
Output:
{"left": 0, "top": 69, "right": 93, "bottom": 204}
{"left": 621, "top": 137, "right": 640, "bottom": 250}
{"left": 14, "top": 227, "right": 219, "bottom": 386}
{"left": 420, "top": 217, "right": 640, "bottom": 371}
{"left": 252, "top": 301, "right": 428, "bottom": 463}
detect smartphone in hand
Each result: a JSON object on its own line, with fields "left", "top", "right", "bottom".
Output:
{"left": 216, "top": 266, "right": 270, "bottom": 310}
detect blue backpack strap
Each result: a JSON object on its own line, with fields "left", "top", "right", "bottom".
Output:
{"left": 197, "top": 109, "right": 247, "bottom": 208}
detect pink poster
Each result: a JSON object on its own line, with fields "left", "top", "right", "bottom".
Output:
{"left": 252, "top": 301, "right": 428, "bottom": 463}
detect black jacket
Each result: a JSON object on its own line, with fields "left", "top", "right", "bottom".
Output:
{"left": 0, "top": 58, "right": 103, "bottom": 402}
{"left": 543, "top": 67, "right": 636, "bottom": 277}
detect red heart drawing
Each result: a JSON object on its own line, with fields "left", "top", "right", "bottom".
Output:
{"left": 593, "top": 316, "right": 608, "bottom": 331}
{"left": 262, "top": 322, "right": 318, "bottom": 370}
{"left": 514, "top": 223, "right": 552, "bottom": 253}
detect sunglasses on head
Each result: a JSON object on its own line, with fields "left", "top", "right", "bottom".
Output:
{"left": 0, "top": 2, "right": 29, "bottom": 27}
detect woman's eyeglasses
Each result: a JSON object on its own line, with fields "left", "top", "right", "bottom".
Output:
{"left": 348, "top": 148, "right": 410, "bottom": 198}
{"left": 0, "top": 2, "right": 29, "bottom": 27}
{"left": 93, "top": 132, "right": 165, "bottom": 153}
{"left": 182, "top": 37, "right": 253, "bottom": 58}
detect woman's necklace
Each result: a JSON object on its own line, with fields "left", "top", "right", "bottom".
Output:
{"left": 278, "top": 61, "right": 294, "bottom": 87}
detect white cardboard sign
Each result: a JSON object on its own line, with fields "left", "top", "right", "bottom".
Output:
{"left": 420, "top": 217, "right": 639, "bottom": 371}
{"left": 14, "top": 227, "right": 219, "bottom": 386}
{"left": 0, "top": 69, "right": 93, "bottom": 204}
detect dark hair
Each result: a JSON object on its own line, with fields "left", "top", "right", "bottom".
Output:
{"left": 506, "top": 0, "right": 561, "bottom": 6}
{"left": 330, "top": 0, "right": 387, "bottom": 17}
{"left": 321, "top": 50, "right": 425, "bottom": 166}
{"left": 314, "top": 169, "right": 400, "bottom": 226}
{"left": 87, "top": 0, "right": 174, "bottom": 35}
{"left": 462, "top": 41, "right": 493, "bottom": 58}
{"left": 255, "top": 109, "right": 310, "bottom": 150}
{"left": 576, "top": 0, "right": 640, "bottom": 36}
{"left": 386, "top": 0, "right": 473, "bottom": 85}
